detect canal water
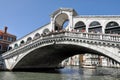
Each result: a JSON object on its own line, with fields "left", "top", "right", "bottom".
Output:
{"left": 0, "top": 66, "right": 120, "bottom": 80}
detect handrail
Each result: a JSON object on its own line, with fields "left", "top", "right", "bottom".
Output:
{"left": 2, "top": 31, "right": 120, "bottom": 58}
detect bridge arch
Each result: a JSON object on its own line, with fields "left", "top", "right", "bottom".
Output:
{"left": 105, "top": 21, "right": 120, "bottom": 34}
{"left": 34, "top": 33, "right": 40, "bottom": 39}
{"left": 74, "top": 21, "right": 86, "bottom": 32}
{"left": 10, "top": 39, "right": 120, "bottom": 70}
{"left": 54, "top": 13, "right": 69, "bottom": 31}
{"left": 14, "top": 44, "right": 18, "bottom": 48}
{"left": 7, "top": 46, "right": 12, "bottom": 51}
{"left": 20, "top": 40, "right": 25, "bottom": 46}
{"left": 43, "top": 28, "right": 50, "bottom": 34}
{"left": 89, "top": 21, "right": 102, "bottom": 33}
{"left": 26, "top": 37, "right": 32, "bottom": 43}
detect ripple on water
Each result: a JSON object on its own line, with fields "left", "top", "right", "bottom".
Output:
{"left": 0, "top": 66, "right": 120, "bottom": 80}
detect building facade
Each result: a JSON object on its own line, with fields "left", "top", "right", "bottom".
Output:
{"left": 0, "top": 27, "right": 16, "bottom": 68}
{"left": 62, "top": 54, "right": 120, "bottom": 68}
{"left": 0, "top": 27, "right": 16, "bottom": 54}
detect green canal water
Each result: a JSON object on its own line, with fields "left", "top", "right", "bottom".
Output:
{"left": 0, "top": 66, "right": 120, "bottom": 80}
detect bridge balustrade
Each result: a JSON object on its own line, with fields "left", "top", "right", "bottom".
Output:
{"left": 102, "top": 34, "right": 120, "bottom": 42}
{"left": 2, "top": 31, "right": 120, "bottom": 59}
{"left": 87, "top": 33, "right": 101, "bottom": 39}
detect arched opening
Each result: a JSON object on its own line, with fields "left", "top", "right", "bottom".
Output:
{"left": 105, "top": 21, "right": 120, "bottom": 34}
{"left": 62, "top": 20, "right": 69, "bottom": 29}
{"left": 62, "top": 54, "right": 103, "bottom": 66}
{"left": 13, "top": 44, "right": 120, "bottom": 70}
{"left": 89, "top": 21, "right": 102, "bottom": 33}
{"left": 7, "top": 46, "right": 12, "bottom": 51}
{"left": 20, "top": 40, "right": 25, "bottom": 46}
{"left": 54, "top": 13, "right": 69, "bottom": 31}
{"left": 74, "top": 21, "right": 86, "bottom": 32}
{"left": 34, "top": 33, "right": 40, "bottom": 39}
{"left": 14, "top": 44, "right": 18, "bottom": 48}
{"left": 43, "top": 28, "right": 50, "bottom": 35}
{"left": 27, "top": 37, "right": 32, "bottom": 43}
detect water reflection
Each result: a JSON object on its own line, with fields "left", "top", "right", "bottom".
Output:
{"left": 0, "top": 66, "right": 120, "bottom": 80}
{"left": 0, "top": 72, "right": 16, "bottom": 80}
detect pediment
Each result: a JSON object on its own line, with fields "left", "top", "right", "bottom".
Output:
{"left": 51, "top": 8, "right": 78, "bottom": 18}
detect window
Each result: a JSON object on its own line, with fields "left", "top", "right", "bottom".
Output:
{"left": 20, "top": 40, "right": 25, "bottom": 46}
{"left": 7, "top": 37, "right": 13, "bottom": 42}
{"left": 34, "top": 33, "right": 40, "bottom": 39}
{"left": 27, "top": 37, "right": 32, "bottom": 43}
{"left": 14, "top": 44, "right": 18, "bottom": 48}
{"left": 0, "top": 36, "right": 3, "bottom": 40}
{"left": 43, "top": 28, "right": 50, "bottom": 34}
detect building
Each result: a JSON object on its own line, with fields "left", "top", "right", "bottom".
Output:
{"left": 2, "top": 8, "right": 120, "bottom": 70}
{"left": 0, "top": 26, "right": 16, "bottom": 69}
{"left": 62, "top": 54, "right": 120, "bottom": 68}
{"left": 0, "top": 27, "right": 16, "bottom": 54}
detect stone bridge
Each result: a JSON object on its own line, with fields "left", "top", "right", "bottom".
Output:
{"left": 2, "top": 31, "right": 120, "bottom": 70}
{"left": 1, "top": 8, "right": 120, "bottom": 70}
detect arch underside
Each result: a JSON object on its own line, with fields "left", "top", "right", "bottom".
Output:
{"left": 13, "top": 43, "right": 119, "bottom": 70}
{"left": 55, "top": 13, "right": 68, "bottom": 30}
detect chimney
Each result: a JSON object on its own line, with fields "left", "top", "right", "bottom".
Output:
{"left": 4, "top": 26, "right": 8, "bottom": 33}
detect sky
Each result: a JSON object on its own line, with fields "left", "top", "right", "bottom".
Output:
{"left": 0, "top": 0, "right": 120, "bottom": 39}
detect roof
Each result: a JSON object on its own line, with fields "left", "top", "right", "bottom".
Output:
{"left": 51, "top": 8, "right": 78, "bottom": 18}
{"left": 75, "top": 15, "right": 120, "bottom": 18}
{"left": 0, "top": 30, "right": 16, "bottom": 37}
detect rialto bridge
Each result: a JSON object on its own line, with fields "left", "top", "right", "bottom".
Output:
{"left": 1, "top": 8, "right": 120, "bottom": 70}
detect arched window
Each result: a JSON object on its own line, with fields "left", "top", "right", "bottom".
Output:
{"left": 20, "top": 40, "right": 25, "bottom": 46}
{"left": 105, "top": 21, "right": 120, "bottom": 34}
{"left": 8, "top": 46, "right": 12, "bottom": 51}
{"left": 89, "top": 21, "right": 102, "bottom": 33}
{"left": 27, "top": 37, "right": 32, "bottom": 43}
{"left": 14, "top": 44, "right": 18, "bottom": 48}
{"left": 43, "top": 28, "right": 50, "bottom": 34}
{"left": 34, "top": 33, "right": 40, "bottom": 39}
{"left": 74, "top": 21, "right": 86, "bottom": 32}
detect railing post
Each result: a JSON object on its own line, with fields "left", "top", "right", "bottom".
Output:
{"left": 80, "top": 33, "right": 83, "bottom": 37}
{"left": 65, "top": 32, "right": 68, "bottom": 36}
{"left": 86, "top": 33, "right": 88, "bottom": 38}
{"left": 100, "top": 34, "right": 103, "bottom": 40}
{"left": 52, "top": 34, "right": 54, "bottom": 37}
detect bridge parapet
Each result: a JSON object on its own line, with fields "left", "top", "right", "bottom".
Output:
{"left": 2, "top": 31, "right": 120, "bottom": 59}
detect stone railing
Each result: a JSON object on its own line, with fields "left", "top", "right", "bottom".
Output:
{"left": 2, "top": 31, "right": 120, "bottom": 59}
{"left": 63, "top": 32, "right": 120, "bottom": 42}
